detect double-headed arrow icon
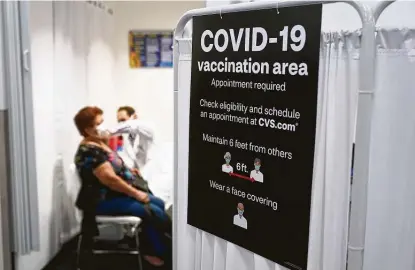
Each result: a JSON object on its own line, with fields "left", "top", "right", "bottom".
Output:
{"left": 229, "top": 172, "right": 255, "bottom": 183}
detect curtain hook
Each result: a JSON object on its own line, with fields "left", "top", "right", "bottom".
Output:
{"left": 276, "top": 2, "right": 280, "bottom": 14}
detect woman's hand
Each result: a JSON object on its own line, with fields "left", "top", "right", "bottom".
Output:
{"left": 130, "top": 168, "right": 141, "bottom": 177}
{"left": 134, "top": 190, "right": 150, "bottom": 204}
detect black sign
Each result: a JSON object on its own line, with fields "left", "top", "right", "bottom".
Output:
{"left": 187, "top": 5, "right": 322, "bottom": 270}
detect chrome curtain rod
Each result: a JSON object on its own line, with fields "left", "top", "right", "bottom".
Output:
{"left": 86, "top": 0, "right": 113, "bottom": 15}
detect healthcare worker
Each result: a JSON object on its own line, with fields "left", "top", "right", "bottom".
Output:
{"left": 222, "top": 152, "right": 234, "bottom": 174}
{"left": 99, "top": 108, "right": 175, "bottom": 210}
{"left": 98, "top": 110, "right": 166, "bottom": 204}
{"left": 250, "top": 158, "right": 264, "bottom": 183}
{"left": 115, "top": 106, "right": 155, "bottom": 170}
{"left": 233, "top": 203, "right": 247, "bottom": 229}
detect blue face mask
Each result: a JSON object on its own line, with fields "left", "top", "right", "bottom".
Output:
{"left": 225, "top": 158, "right": 231, "bottom": 164}
{"left": 255, "top": 165, "right": 260, "bottom": 171}
{"left": 238, "top": 209, "right": 244, "bottom": 216}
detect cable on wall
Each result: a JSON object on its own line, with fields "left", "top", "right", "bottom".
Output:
{"left": 86, "top": 0, "right": 113, "bottom": 15}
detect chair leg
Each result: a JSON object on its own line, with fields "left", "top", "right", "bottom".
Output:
{"left": 77, "top": 233, "right": 94, "bottom": 269}
{"left": 76, "top": 235, "right": 83, "bottom": 270}
{"left": 135, "top": 229, "right": 143, "bottom": 270}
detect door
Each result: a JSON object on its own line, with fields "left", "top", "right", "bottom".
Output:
{"left": 0, "top": 1, "right": 40, "bottom": 269}
{"left": 0, "top": 3, "right": 13, "bottom": 270}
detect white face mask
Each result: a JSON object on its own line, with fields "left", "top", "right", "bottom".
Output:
{"left": 96, "top": 124, "right": 110, "bottom": 137}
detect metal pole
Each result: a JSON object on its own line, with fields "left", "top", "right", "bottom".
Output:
{"left": 347, "top": 2, "right": 395, "bottom": 270}
{"left": 173, "top": 2, "right": 374, "bottom": 270}
{"left": 373, "top": 1, "right": 395, "bottom": 22}
{"left": 346, "top": 18, "right": 376, "bottom": 270}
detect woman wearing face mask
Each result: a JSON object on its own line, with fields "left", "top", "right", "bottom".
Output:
{"left": 73, "top": 106, "right": 168, "bottom": 267}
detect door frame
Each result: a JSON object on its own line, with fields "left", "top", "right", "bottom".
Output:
{"left": 0, "top": 1, "right": 40, "bottom": 268}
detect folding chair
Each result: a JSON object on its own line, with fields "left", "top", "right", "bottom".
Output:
{"left": 75, "top": 215, "right": 143, "bottom": 270}
{"left": 68, "top": 164, "right": 143, "bottom": 270}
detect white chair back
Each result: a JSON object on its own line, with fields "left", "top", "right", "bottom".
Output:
{"left": 60, "top": 163, "right": 83, "bottom": 243}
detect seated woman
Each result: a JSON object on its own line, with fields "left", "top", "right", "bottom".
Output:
{"left": 73, "top": 106, "right": 168, "bottom": 267}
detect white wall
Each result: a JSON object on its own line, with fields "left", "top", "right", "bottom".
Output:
{"left": 205, "top": 1, "right": 415, "bottom": 31}
{"left": 108, "top": 1, "right": 204, "bottom": 145}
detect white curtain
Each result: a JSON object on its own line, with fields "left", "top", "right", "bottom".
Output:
{"left": 363, "top": 29, "right": 415, "bottom": 270}
{"left": 307, "top": 31, "right": 359, "bottom": 270}
{"left": 176, "top": 31, "right": 358, "bottom": 270}
{"left": 52, "top": 1, "right": 116, "bottom": 245}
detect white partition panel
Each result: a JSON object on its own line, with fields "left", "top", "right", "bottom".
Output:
{"left": 361, "top": 3, "right": 415, "bottom": 270}
{"left": 362, "top": 28, "right": 415, "bottom": 270}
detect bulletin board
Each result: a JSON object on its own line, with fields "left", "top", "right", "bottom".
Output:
{"left": 129, "top": 30, "right": 174, "bottom": 68}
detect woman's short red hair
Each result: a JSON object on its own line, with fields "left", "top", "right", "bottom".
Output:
{"left": 74, "top": 106, "right": 103, "bottom": 137}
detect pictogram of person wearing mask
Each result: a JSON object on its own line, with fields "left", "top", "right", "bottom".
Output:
{"left": 222, "top": 152, "right": 234, "bottom": 174}
{"left": 250, "top": 158, "right": 263, "bottom": 183}
{"left": 233, "top": 203, "right": 247, "bottom": 229}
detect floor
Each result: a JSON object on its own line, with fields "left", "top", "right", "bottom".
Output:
{"left": 43, "top": 234, "right": 172, "bottom": 270}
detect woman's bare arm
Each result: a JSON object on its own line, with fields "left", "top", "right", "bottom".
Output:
{"left": 93, "top": 162, "right": 149, "bottom": 203}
